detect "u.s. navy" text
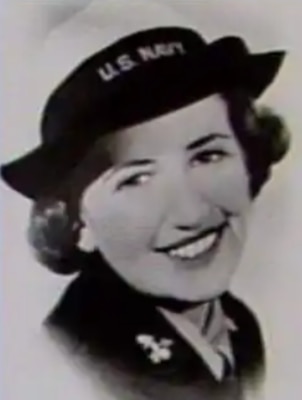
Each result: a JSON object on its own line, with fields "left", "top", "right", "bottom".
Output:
{"left": 97, "top": 41, "right": 186, "bottom": 82}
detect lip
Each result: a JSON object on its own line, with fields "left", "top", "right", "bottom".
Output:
{"left": 154, "top": 223, "right": 227, "bottom": 253}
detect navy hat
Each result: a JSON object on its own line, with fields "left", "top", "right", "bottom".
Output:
{"left": 1, "top": 26, "right": 285, "bottom": 199}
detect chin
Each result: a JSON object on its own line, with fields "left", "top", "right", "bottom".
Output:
{"left": 165, "top": 267, "right": 236, "bottom": 303}
{"left": 142, "top": 275, "right": 232, "bottom": 303}
{"left": 172, "top": 287, "right": 228, "bottom": 303}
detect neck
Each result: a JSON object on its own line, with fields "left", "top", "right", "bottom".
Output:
{"left": 183, "top": 301, "right": 213, "bottom": 326}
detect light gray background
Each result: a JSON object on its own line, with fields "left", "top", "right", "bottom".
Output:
{"left": 1, "top": 1, "right": 302, "bottom": 399}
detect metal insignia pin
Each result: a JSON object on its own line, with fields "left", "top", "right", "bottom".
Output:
{"left": 135, "top": 334, "right": 174, "bottom": 364}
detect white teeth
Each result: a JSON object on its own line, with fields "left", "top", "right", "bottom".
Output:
{"left": 186, "top": 244, "right": 195, "bottom": 258}
{"left": 177, "top": 247, "right": 188, "bottom": 258}
{"left": 167, "top": 232, "right": 218, "bottom": 260}
{"left": 198, "top": 233, "right": 215, "bottom": 253}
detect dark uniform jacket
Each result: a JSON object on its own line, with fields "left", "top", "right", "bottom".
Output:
{"left": 46, "top": 254, "right": 265, "bottom": 400}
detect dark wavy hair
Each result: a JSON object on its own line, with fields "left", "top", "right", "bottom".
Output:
{"left": 28, "top": 90, "right": 290, "bottom": 275}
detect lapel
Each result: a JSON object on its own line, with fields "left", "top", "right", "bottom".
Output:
{"left": 220, "top": 293, "right": 265, "bottom": 381}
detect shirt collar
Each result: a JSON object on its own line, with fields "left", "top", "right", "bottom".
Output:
{"left": 158, "top": 299, "right": 238, "bottom": 381}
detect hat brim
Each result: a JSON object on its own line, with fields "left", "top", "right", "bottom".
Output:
{"left": 1, "top": 50, "right": 286, "bottom": 199}
{"left": 1, "top": 133, "right": 91, "bottom": 199}
{"left": 243, "top": 51, "right": 286, "bottom": 98}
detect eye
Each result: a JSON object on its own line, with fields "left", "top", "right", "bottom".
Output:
{"left": 190, "top": 149, "right": 229, "bottom": 166}
{"left": 116, "top": 172, "right": 153, "bottom": 190}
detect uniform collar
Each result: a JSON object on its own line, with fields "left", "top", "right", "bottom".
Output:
{"left": 158, "top": 299, "right": 238, "bottom": 381}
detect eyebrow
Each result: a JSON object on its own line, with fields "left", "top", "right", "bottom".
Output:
{"left": 118, "top": 159, "right": 155, "bottom": 168}
{"left": 186, "top": 133, "right": 230, "bottom": 151}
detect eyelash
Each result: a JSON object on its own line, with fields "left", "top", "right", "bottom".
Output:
{"left": 116, "top": 172, "right": 153, "bottom": 190}
{"left": 190, "top": 149, "right": 230, "bottom": 166}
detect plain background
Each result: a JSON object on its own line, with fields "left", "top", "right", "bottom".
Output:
{"left": 1, "top": 1, "right": 302, "bottom": 399}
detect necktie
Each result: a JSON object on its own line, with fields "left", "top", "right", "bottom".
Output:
{"left": 218, "top": 350, "right": 234, "bottom": 379}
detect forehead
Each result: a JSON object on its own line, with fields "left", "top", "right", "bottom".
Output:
{"left": 108, "top": 94, "right": 233, "bottom": 161}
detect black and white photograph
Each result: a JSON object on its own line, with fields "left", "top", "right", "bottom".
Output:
{"left": 1, "top": 1, "right": 302, "bottom": 399}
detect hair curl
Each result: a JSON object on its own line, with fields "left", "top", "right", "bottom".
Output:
{"left": 28, "top": 91, "right": 291, "bottom": 275}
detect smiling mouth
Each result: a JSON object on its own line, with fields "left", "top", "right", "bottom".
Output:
{"left": 155, "top": 224, "right": 227, "bottom": 260}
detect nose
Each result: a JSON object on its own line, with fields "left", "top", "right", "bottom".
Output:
{"left": 168, "top": 181, "right": 212, "bottom": 233}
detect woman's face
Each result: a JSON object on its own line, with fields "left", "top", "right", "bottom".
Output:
{"left": 81, "top": 95, "right": 251, "bottom": 302}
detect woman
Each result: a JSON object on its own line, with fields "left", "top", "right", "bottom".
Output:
{"left": 1, "top": 26, "right": 289, "bottom": 399}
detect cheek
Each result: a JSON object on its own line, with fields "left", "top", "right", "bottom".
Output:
{"left": 192, "top": 159, "right": 251, "bottom": 214}
{"left": 82, "top": 186, "right": 166, "bottom": 258}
